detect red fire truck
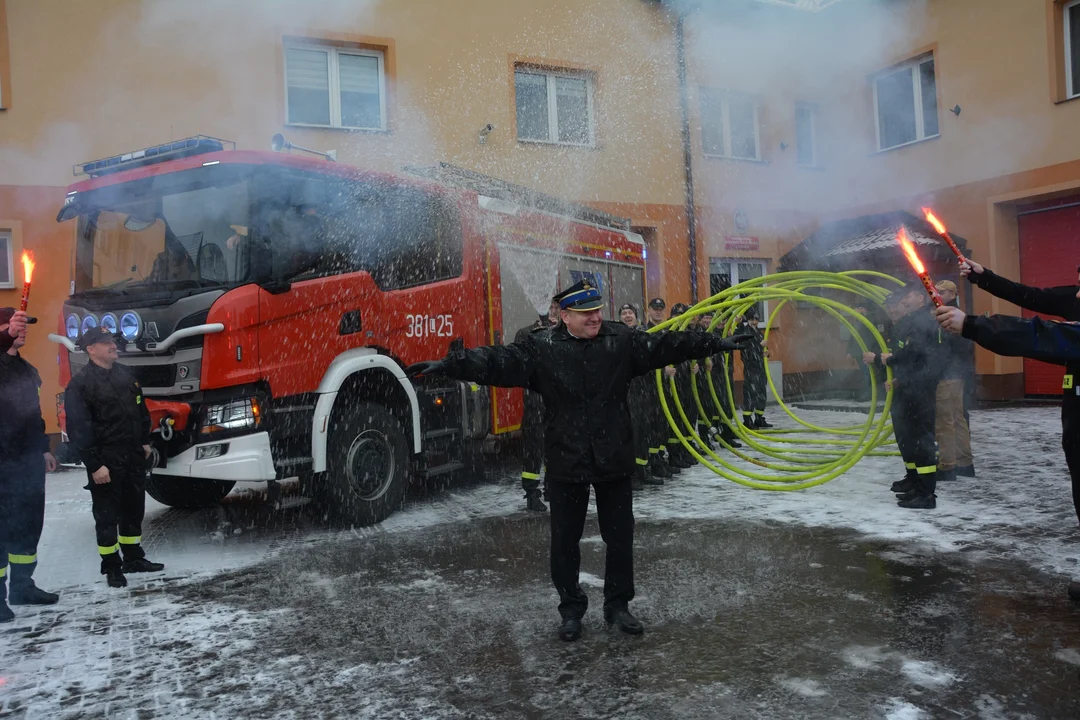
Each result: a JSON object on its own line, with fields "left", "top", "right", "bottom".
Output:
{"left": 48, "top": 136, "right": 647, "bottom": 526}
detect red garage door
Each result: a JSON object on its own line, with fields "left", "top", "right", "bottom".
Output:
{"left": 1018, "top": 199, "right": 1080, "bottom": 395}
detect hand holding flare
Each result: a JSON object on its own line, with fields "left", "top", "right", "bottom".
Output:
{"left": 20, "top": 251, "right": 35, "bottom": 312}
{"left": 896, "top": 227, "right": 944, "bottom": 308}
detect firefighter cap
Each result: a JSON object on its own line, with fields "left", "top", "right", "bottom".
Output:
{"left": 648, "top": 297, "right": 666, "bottom": 311}
{"left": 0, "top": 307, "right": 37, "bottom": 325}
{"left": 79, "top": 326, "right": 120, "bottom": 349}
{"left": 553, "top": 279, "right": 604, "bottom": 312}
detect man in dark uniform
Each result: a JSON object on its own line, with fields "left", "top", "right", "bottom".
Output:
{"left": 514, "top": 298, "right": 560, "bottom": 512}
{"left": 935, "top": 302, "right": 1080, "bottom": 601}
{"left": 64, "top": 327, "right": 165, "bottom": 588}
{"left": 738, "top": 306, "right": 772, "bottom": 429}
{"left": 961, "top": 258, "right": 1080, "bottom": 520}
{"left": 863, "top": 284, "right": 946, "bottom": 509}
{"left": 699, "top": 312, "right": 741, "bottom": 449}
{"left": 406, "top": 280, "right": 751, "bottom": 641}
{"left": 643, "top": 298, "right": 675, "bottom": 480}
{"left": 619, "top": 303, "right": 662, "bottom": 490}
{"left": 665, "top": 303, "right": 701, "bottom": 467}
{"left": 0, "top": 308, "right": 60, "bottom": 622}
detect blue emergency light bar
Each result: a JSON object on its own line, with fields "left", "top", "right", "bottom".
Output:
{"left": 73, "top": 135, "right": 236, "bottom": 177}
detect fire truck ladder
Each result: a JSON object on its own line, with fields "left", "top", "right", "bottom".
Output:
{"left": 403, "top": 162, "right": 633, "bottom": 232}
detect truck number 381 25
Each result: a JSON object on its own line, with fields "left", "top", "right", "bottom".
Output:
{"left": 405, "top": 314, "right": 455, "bottom": 338}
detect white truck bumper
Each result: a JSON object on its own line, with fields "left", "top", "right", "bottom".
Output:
{"left": 154, "top": 431, "right": 276, "bottom": 482}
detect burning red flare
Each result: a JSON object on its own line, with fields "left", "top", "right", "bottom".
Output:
{"left": 896, "top": 227, "right": 943, "bottom": 307}
{"left": 19, "top": 251, "right": 34, "bottom": 312}
{"left": 921, "top": 207, "right": 967, "bottom": 262}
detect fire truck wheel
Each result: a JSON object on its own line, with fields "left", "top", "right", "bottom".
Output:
{"left": 145, "top": 474, "right": 236, "bottom": 509}
{"left": 321, "top": 401, "right": 409, "bottom": 526}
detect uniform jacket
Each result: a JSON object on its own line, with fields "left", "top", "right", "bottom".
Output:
{"left": 962, "top": 314, "right": 1080, "bottom": 363}
{"left": 0, "top": 350, "right": 50, "bottom": 464}
{"left": 877, "top": 307, "right": 945, "bottom": 393}
{"left": 440, "top": 321, "right": 732, "bottom": 482}
{"left": 64, "top": 362, "right": 151, "bottom": 474}
{"left": 737, "top": 319, "right": 766, "bottom": 376}
{"left": 514, "top": 317, "right": 554, "bottom": 423}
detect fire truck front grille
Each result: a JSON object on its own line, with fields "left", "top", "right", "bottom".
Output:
{"left": 129, "top": 364, "right": 177, "bottom": 389}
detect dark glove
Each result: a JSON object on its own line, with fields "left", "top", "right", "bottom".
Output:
{"left": 714, "top": 332, "right": 756, "bottom": 352}
{"left": 405, "top": 360, "right": 447, "bottom": 378}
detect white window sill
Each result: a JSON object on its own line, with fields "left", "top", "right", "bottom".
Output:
{"left": 1054, "top": 93, "right": 1080, "bottom": 105}
{"left": 285, "top": 121, "right": 390, "bottom": 134}
{"left": 517, "top": 138, "right": 597, "bottom": 149}
{"left": 872, "top": 133, "right": 940, "bottom": 155}
{"left": 702, "top": 154, "right": 768, "bottom": 165}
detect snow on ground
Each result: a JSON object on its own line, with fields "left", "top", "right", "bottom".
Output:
{"left": 2, "top": 405, "right": 1078, "bottom": 718}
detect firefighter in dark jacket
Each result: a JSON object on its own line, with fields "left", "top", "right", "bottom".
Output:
{"left": 863, "top": 284, "right": 946, "bottom": 509}
{"left": 406, "top": 280, "right": 752, "bottom": 641}
{"left": 961, "top": 258, "right": 1080, "bottom": 523}
{"left": 643, "top": 298, "right": 676, "bottom": 479}
{"left": 0, "top": 308, "right": 60, "bottom": 623}
{"left": 665, "top": 303, "right": 703, "bottom": 466}
{"left": 514, "top": 298, "right": 560, "bottom": 512}
{"left": 64, "top": 327, "right": 165, "bottom": 588}
{"left": 619, "top": 303, "right": 663, "bottom": 489}
{"left": 936, "top": 302, "right": 1080, "bottom": 602}
{"left": 738, "top": 306, "right": 772, "bottom": 428}
{"left": 699, "top": 312, "right": 742, "bottom": 448}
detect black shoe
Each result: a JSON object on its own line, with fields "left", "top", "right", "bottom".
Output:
{"left": 559, "top": 617, "right": 583, "bottom": 642}
{"left": 605, "top": 607, "right": 644, "bottom": 635}
{"left": 1068, "top": 581, "right": 1080, "bottom": 602}
{"left": 631, "top": 472, "right": 646, "bottom": 492}
{"left": 937, "top": 468, "right": 958, "bottom": 481}
{"left": 0, "top": 601, "right": 13, "bottom": 623}
{"left": 898, "top": 493, "right": 937, "bottom": 509}
{"left": 755, "top": 416, "right": 773, "bottom": 428}
{"left": 895, "top": 489, "right": 917, "bottom": 502}
{"left": 955, "top": 465, "right": 976, "bottom": 478}
{"left": 890, "top": 478, "right": 915, "bottom": 493}
{"left": 122, "top": 558, "right": 165, "bottom": 573}
{"left": 643, "top": 472, "right": 664, "bottom": 486}
{"left": 720, "top": 433, "right": 742, "bottom": 449}
{"left": 8, "top": 584, "right": 60, "bottom": 606}
{"left": 106, "top": 569, "right": 128, "bottom": 588}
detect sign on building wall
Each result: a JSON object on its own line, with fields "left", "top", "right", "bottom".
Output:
{"left": 724, "top": 235, "right": 759, "bottom": 252}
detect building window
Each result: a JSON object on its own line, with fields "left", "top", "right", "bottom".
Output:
{"left": 514, "top": 68, "right": 594, "bottom": 146}
{"left": 700, "top": 89, "right": 761, "bottom": 161}
{"left": 795, "top": 103, "right": 817, "bottom": 167}
{"left": 285, "top": 43, "right": 386, "bottom": 130}
{"left": 709, "top": 258, "right": 767, "bottom": 323}
{"left": 873, "top": 54, "right": 938, "bottom": 151}
{"left": 1067, "top": 0, "right": 1080, "bottom": 99}
{"left": 0, "top": 231, "right": 13, "bottom": 289}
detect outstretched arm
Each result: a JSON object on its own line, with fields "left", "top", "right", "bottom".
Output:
{"left": 408, "top": 341, "right": 537, "bottom": 389}
{"left": 630, "top": 331, "right": 752, "bottom": 376}
{"left": 960, "top": 313, "right": 1080, "bottom": 364}
{"left": 966, "top": 264, "right": 1079, "bottom": 319}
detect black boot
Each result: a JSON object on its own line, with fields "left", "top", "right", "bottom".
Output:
{"left": 897, "top": 493, "right": 937, "bottom": 509}
{"left": 955, "top": 464, "right": 976, "bottom": 478}
{"left": 755, "top": 415, "right": 773, "bottom": 429}
{"left": 890, "top": 474, "right": 916, "bottom": 493}
{"left": 649, "top": 455, "right": 672, "bottom": 479}
{"left": 525, "top": 488, "right": 548, "bottom": 511}
{"left": 106, "top": 568, "right": 128, "bottom": 588}
{"left": 632, "top": 467, "right": 646, "bottom": 491}
{"left": 937, "top": 468, "right": 958, "bottom": 482}
{"left": 1, "top": 581, "right": 14, "bottom": 623}
{"left": 9, "top": 583, "right": 59, "bottom": 606}
{"left": 605, "top": 606, "right": 644, "bottom": 635}
{"left": 559, "top": 617, "right": 583, "bottom": 642}
{"left": 122, "top": 557, "right": 165, "bottom": 573}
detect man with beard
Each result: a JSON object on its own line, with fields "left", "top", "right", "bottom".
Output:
{"left": 406, "top": 280, "right": 752, "bottom": 640}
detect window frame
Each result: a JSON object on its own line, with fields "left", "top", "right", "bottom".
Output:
{"left": 0, "top": 230, "right": 13, "bottom": 290}
{"left": 872, "top": 53, "right": 939, "bottom": 152}
{"left": 513, "top": 67, "right": 596, "bottom": 147}
{"left": 708, "top": 257, "right": 769, "bottom": 327}
{"left": 283, "top": 41, "right": 388, "bottom": 132}
{"left": 1067, "top": 0, "right": 1080, "bottom": 100}
{"left": 700, "top": 89, "right": 762, "bottom": 162}
{"left": 794, "top": 102, "right": 817, "bottom": 167}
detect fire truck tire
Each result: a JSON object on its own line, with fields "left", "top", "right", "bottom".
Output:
{"left": 319, "top": 401, "right": 409, "bottom": 527}
{"left": 145, "top": 474, "right": 237, "bottom": 509}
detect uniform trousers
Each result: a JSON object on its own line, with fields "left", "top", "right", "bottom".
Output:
{"left": 547, "top": 477, "right": 634, "bottom": 620}
{"left": 0, "top": 453, "right": 46, "bottom": 592}
{"left": 743, "top": 366, "right": 767, "bottom": 417}
{"left": 520, "top": 390, "right": 545, "bottom": 494}
{"left": 627, "top": 375, "right": 652, "bottom": 471}
{"left": 934, "top": 378, "right": 973, "bottom": 471}
{"left": 87, "top": 450, "right": 148, "bottom": 571}
{"left": 892, "top": 392, "right": 938, "bottom": 497}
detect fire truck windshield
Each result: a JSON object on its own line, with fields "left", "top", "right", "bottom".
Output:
{"left": 71, "top": 165, "right": 255, "bottom": 296}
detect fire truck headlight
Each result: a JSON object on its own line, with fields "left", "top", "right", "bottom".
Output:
{"left": 120, "top": 312, "right": 142, "bottom": 342}
{"left": 80, "top": 314, "right": 99, "bottom": 335}
{"left": 100, "top": 313, "right": 118, "bottom": 335}
{"left": 66, "top": 314, "right": 80, "bottom": 340}
{"left": 200, "top": 397, "right": 263, "bottom": 434}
